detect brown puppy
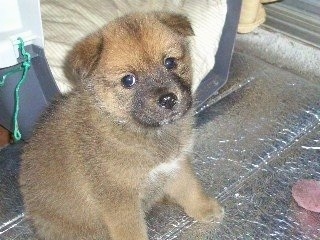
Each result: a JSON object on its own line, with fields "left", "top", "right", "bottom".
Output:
{"left": 20, "top": 12, "right": 223, "bottom": 240}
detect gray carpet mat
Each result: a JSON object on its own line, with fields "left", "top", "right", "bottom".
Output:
{"left": 1, "top": 51, "right": 319, "bottom": 239}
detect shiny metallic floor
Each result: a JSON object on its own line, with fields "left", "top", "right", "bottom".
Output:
{"left": 1, "top": 32, "right": 320, "bottom": 239}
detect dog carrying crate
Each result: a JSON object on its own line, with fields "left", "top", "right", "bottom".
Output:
{"left": 0, "top": 0, "right": 241, "bottom": 141}
{"left": 195, "top": 0, "right": 242, "bottom": 108}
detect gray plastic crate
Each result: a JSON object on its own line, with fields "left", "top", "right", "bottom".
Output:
{"left": 195, "top": 0, "right": 242, "bottom": 108}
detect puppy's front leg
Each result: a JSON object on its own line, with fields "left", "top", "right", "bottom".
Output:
{"left": 103, "top": 195, "right": 148, "bottom": 240}
{"left": 164, "top": 158, "right": 224, "bottom": 223}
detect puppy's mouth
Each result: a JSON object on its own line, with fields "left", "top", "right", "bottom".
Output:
{"left": 158, "top": 111, "right": 188, "bottom": 126}
{"left": 132, "top": 100, "right": 192, "bottom": 127}
{"left": 131, "top": 83, "right": 192, "bottom": 127}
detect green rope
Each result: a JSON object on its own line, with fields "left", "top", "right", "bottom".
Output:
{"left": 0, "top": 38, "right": 31, "bottom": 142}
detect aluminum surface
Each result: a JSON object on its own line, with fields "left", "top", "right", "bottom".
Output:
{"left": 146, "top": 52, "right": 320, "bottom": 240}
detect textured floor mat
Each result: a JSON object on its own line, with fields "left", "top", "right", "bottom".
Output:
{"left": 147, "top": 52, "right": 320, "bottom": 240}
{"left": 1, "top": 52, "right": 319, "bottom": 239}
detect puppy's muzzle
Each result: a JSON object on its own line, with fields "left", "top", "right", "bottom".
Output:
{"left": 132, "top": 71, "right": 192, "bottom": 127}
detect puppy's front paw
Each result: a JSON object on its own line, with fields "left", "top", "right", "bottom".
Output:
{"left": 186, "top": 197, "right": 224, "bottom": 223}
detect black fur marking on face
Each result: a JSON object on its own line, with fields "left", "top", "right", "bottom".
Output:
{"left": 131, "top": 71, "right": 192, "bottom": 128}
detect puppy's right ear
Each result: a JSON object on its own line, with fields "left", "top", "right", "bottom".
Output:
{"left": 67, "top": 32, "right": 103, "bottom": 78}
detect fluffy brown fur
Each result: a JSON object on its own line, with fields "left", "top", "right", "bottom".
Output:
{"left": 19, "top": 12, "right": 223, "bottom": 240}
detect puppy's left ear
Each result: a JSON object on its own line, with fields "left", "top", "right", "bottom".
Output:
{"left": 67, "top": 32, "right": 103, "bottom": 78}
{"left": 156, "top": 12, "right": 194, "bottom": 37}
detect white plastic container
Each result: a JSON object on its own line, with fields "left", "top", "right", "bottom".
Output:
{"left": 0, "top": 0, "right": 44, "bottom": 68}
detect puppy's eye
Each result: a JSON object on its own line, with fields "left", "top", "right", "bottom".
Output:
{"left": 164, "top": 57, "right": 177, "bottom": 70}
{"left": 121, "top": 74, "right": 136, "bottom": 88}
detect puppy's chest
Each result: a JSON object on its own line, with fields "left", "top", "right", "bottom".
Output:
{"left": 145, "top": 137, "right": 193, "bottom": 184}
{"left": 148, "top": 157, "right": 182, "bottom": 183}
{"left": 141, "top": 156, "right": 182, "bottom": 208}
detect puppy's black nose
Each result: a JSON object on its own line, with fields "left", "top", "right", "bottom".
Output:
{"left": 158, "top": 93, "right": 178, "bottom": 109}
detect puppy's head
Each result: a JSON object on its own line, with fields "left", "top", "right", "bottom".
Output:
{"left": 68, "top": 12, "right": 194, "bottom": 128}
